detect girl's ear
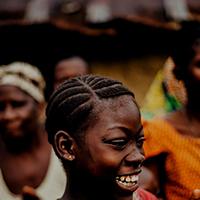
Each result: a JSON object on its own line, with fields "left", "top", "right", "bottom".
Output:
{"left": 54, "top": 130, "right": 76, "bottom": 161}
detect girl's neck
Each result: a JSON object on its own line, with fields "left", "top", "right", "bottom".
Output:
{"left": 61, "top": 191, "right": 133, "bottom": 200}
{"left": 61, "top": 175, "right": 133, "bottom": 200}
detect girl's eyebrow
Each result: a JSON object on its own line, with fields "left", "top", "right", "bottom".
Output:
{"left": 113, "top": 125, "right": 144, "bottom": 137}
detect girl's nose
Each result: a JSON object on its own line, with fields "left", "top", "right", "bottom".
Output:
{"left": 125, "top": 148, "right": 145, "bottom": 169}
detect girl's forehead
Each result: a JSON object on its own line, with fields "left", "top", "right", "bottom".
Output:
{"left": 84, "top": 97, "right": 141, "bottom": 139}
{"left": 100, "top": 96, "right": 137, "bottom": 109}
{"left": 93, "top": 96, "right": 139, "bottom": 120}
{"left": 86, "top": 96, "right": 139, "bottom": 130}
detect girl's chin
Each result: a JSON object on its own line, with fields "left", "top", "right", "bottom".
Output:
{"left": 116, "top": 179, "right": 139, "bottom": 193}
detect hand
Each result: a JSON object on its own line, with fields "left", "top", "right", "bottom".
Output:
{"left": 190, "top": 189, "right": 200, "bottom": 200}
{"left": 22, "top": 186, "right": 41, "bottom": 200}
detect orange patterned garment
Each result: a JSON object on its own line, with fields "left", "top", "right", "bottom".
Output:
{"left": 143, "top": 119, "right": 200, "bottom": 200}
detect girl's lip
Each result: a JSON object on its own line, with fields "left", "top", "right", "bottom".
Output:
{"left": 117, "top": 169, "right": 142, "bottom": 177}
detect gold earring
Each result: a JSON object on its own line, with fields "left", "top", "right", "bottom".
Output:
{"left": 68, "top": 155, "right": 75, "bottom": 161}
{"left": 63, "top": 154, "right": 74, "bottom": 161}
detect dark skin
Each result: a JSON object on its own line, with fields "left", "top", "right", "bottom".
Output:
{"left": 0, "top": 86, "right": 51, "bottom": 195}
{"left": 55, "top": 95, "right": 145, "bottom": 200}
{"left": 141, "top": 42, "right": 200, "bottom": 199}
{"left": 54, "top": 58, "right": 88, "bottom": 90}
{"left": 138, "top": 166, "right": 159, "bottom": 196}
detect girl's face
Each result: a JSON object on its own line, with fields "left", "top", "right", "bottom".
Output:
{"left": 74, "top": 95, "right": 145, "bottom": 196}
{"left": 0, "top": 86, "right": 40, "bottom": 142}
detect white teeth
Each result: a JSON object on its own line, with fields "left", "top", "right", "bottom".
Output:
{"left": 131, "top": 175, "right": 139, "bottom": 182}
{"left": 126, "top": 176, "right": 131, "bottom": 182}
{"left": 116, "top": 175, "right": 139, "bottom": 184}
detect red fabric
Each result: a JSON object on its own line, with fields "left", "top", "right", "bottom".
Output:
{"left": 136, "top": 188, "right": 158, "bottom": 200}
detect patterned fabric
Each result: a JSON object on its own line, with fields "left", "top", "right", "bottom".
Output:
{"left": 141, "top": 57, "right": 186, "bottom": 119}
{"left": 0, "top": 62, "right": 45, "bottom": 102}
{"left": 143, "top": 119, "right": 200, "bottom": 200}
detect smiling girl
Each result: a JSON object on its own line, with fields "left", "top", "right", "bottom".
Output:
{"left": 45, "top": 74, "right": 157, "bottom": 200}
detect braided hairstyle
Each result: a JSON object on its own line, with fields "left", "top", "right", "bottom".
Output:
{"left": 45, "top": 74, "right": 135, "bottom": 144}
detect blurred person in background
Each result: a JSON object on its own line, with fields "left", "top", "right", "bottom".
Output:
{"left": 0, "top": 62, "right": 66, "bottom": 200}
{"left": 141, "top": 21, "right": 200, "bottom": 200}
{"left": 53, "top": 56, "right": 89, "bottom": 90}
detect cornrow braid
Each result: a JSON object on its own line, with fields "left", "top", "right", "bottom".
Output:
{"left": 45, "top": 74, "right": 135, "bottom": 144}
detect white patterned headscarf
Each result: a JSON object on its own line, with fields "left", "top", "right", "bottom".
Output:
{"left": 0, "top": 62, "right": 45, "bottom": 103}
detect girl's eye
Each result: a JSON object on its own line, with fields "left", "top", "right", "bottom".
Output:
{"left": 136, "top": 137, "right": 145, "bottom": 148}
{"left": 105, "top": 139, "right": 128, "bottom": 149}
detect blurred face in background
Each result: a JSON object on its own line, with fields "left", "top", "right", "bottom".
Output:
{"left": 0, "top": 85, "right": 40, "bottom": 143}
{"left": 54, "top": 58, "right": 89, "bottom": 89}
